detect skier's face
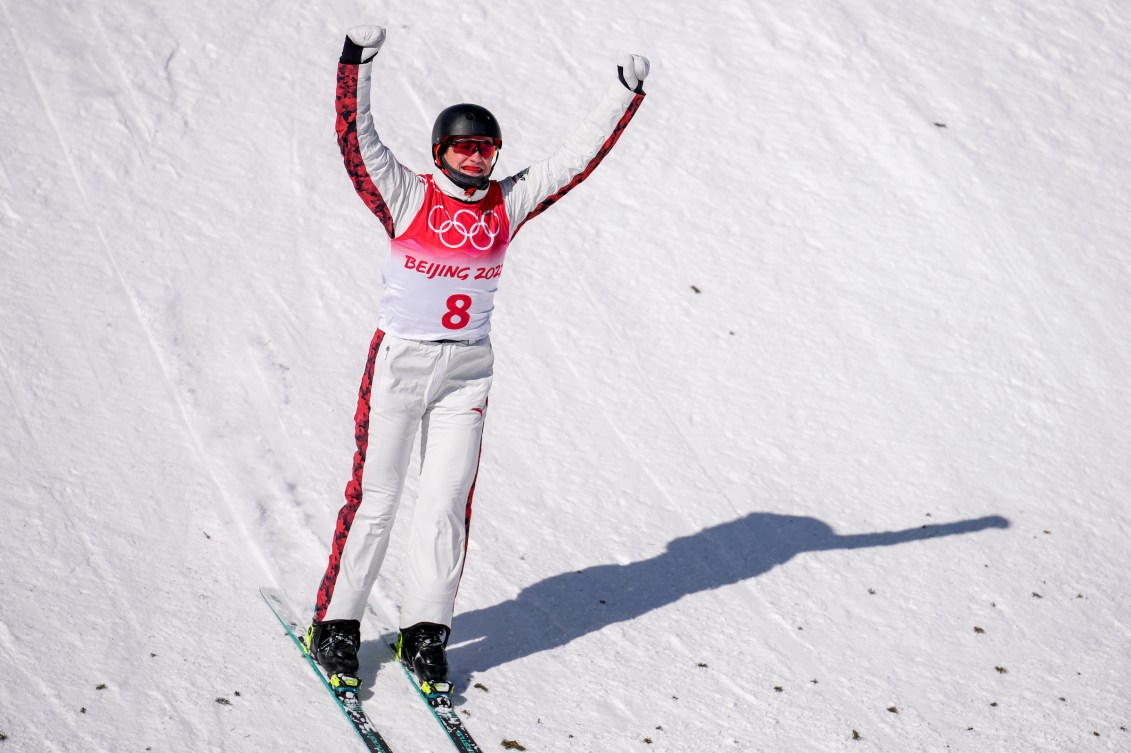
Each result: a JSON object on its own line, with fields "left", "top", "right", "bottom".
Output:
{"left": 443, "top": 138, "right": 498, "bottom": 178}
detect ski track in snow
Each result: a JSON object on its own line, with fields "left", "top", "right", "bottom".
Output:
{"left": 3, "top": 0, "right": 278, "bottom": 589}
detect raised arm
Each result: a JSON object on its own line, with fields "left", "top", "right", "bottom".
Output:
{"left": 335, "top": 26, "right": 425, "bottom": 238}
{"left": 502, "top": 55, "right": 649, "bottom": 240}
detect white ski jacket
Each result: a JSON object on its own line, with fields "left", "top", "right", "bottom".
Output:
{"left": 335, "top": 59, "right": 646, "bottom": 341}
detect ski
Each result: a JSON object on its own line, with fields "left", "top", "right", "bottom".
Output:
{"left": 260, "top": 587, "right": 395, "bottom": 753}
{"left": 393, "top": 664, "right": 483, "bottom": 753}
{"left": 364, "top": 601, "right": 485, "bottom": 753}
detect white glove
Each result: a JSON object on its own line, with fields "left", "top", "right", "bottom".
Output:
{"left": 618, "top": 54, "right": 650, "bottom": 93}
{"left": 342, "top": 25, "right": 386, "bottom": 64}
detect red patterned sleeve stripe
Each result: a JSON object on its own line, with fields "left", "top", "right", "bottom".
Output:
{"left": 336, "top": 63, "right": 396, "bottom": 238}
{"left": 512, "top": 91, "right": 646, "bottom": 239}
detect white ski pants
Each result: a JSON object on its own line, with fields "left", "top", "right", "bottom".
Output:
{"left": 315, "top": 331, "right": 492, "bottom": 628}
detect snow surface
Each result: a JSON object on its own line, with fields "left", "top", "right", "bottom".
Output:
{"left": 2, "top": 1, "right": 1130, "bottom": 751}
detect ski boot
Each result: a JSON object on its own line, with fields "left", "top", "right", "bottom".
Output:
{"left": 396, "top": 622, "right": 451, "bottom": 694}
{"left": 305, "top": 618, "right": 362, "bottom": 694}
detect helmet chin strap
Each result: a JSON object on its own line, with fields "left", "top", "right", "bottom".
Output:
{"left": 435, "top": 146, "right": 495, "bottom": 195}
{"left": 441, "top": 156, "right": 491, "bottom": 193}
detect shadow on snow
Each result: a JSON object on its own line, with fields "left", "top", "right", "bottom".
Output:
{"left": 450, "top": 511, "right": 1009, "bottom": 675}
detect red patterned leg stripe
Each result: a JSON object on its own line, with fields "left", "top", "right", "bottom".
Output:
{"left": 456, "top": 398, "right": 487, "bottom": 593}
{"left": 314, "top": 328, "right": 386, "bottom": 622}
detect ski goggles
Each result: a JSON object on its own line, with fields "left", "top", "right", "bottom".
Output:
{"left": 446, "top": 138, "right": 499, "bottom": 159}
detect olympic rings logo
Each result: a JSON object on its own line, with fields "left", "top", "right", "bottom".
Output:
{"left": 428, "top": 205, "right": 502, "bottom": 251}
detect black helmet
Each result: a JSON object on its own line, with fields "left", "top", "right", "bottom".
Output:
{"left": 431, "top": 103, "right": 502, "bottom": 147}
{"left": 431, "top": 104, "right": 502, "bottom": 191}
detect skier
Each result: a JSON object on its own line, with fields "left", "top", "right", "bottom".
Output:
{"left": 306, "top": 24, "right": 649, "bottom": 689}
